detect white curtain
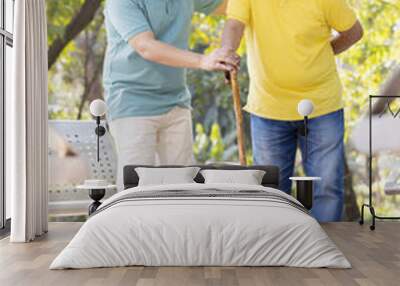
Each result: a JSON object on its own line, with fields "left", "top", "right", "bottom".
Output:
{"left": 9, "top": 0, "right": 48, "bottom": 242}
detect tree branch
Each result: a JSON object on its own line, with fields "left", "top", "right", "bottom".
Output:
{"left": 48, "top": 0, "right": 103, "bottom": 70}
{"left": 371, "top": 67, "right": 400, "bottom": 115}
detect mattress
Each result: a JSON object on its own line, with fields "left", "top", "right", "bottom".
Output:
{"left": 50, "top": 183, "right": 351, "bottom": 269}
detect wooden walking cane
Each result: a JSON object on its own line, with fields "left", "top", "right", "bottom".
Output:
{"left": 228, "top": 71, "right": 247, "bottom": 166}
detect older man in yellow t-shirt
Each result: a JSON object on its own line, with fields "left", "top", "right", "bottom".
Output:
{"left": 221, "top": 0, "right": 363, "bottom": 222}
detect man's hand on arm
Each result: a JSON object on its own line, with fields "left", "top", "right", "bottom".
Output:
{"left": 201, "top": 48, "right": 240, "bottom": 71}
{"left": 331, "top": 20, "right": 364, "bottom": 55}
{"left": 129, "top": 31, "right": 239, "bottom": 71}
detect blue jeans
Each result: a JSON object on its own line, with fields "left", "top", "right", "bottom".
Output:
{"left": 251, "top": 110, "right": 345, "bottom": 222}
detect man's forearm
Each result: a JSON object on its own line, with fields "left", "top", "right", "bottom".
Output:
{"left": 130, "top": 31, "right": 239, "bottom": 71}
{"left": 331, "top": 21, "right": 363, "bottom": 55}
{"left": 331, "top": 34, "right": 357, "bottom": 55}
{"left": 221, "top": 19, "right": 245, "bottom": 52}
{"left": 132, "top": 36, "right": 203, "bottom": 69}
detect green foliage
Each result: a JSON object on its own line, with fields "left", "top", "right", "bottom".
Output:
{"left": 189, "top": 14, "right": 251, "bottom": 163}
{"left": 190, "top": 14, "right": 224, "bottom": 53}
{"left": 47, "top": 0, "right": 106, "bottom": 120}
{"left": 337, "top": 1, "right": 400, "bottom": 213}
{"left": 47, "top": 0, "right": 85, "bottom": 46}
{"left": 340, "top": 0, "right": 400, "bottom": 130}
{"left": 209, "top": 123, "right": 225, "bottom": 162}
{"left": 193, "top": 123, "right": 225, "bottom": 163}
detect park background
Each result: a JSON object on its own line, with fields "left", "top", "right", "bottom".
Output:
{"left": 46, "top": 0, "right": 400, "bottom": 221}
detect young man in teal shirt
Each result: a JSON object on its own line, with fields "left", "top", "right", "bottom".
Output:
{"left": 103, "top": 0, "right": 237, "bottom": 189}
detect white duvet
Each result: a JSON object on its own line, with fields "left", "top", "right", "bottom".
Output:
{"left": 50, "top": 183, "right": 351, "bottom": 269}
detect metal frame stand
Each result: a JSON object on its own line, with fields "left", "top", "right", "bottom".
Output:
{"left": 359, "top": 95, "right": 400, "bottom": 230}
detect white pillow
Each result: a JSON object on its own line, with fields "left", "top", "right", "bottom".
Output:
{"left": 135, "top": 167, "right": 200, "bottom": 186}
{"left": 200, "top": 169, "right": 266, "bottom": 185}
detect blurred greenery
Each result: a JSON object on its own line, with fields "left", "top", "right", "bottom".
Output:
{"left": 47, "top": 0, "right": 400, "bottom": 219}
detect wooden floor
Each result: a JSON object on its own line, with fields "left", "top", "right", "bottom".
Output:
{"left": 0, "top": 222, "right": 399, "bottom": 286}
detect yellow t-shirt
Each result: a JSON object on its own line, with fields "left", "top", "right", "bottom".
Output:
{"left": 227, "top": 0, "right": 357, "bottom": 120}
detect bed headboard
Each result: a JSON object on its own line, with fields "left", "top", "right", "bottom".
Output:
{"left": 123, "top": 165, "right": 280, "bottom": 190}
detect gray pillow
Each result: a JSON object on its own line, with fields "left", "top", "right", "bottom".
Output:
{"left": 135, "top": 167, "right": 201, "bottom": 186}
{"left": 200, "top": 169, "right": 266, "bottom": 185}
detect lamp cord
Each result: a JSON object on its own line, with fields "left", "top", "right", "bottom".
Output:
{"left": 96, "top": 116, "right": 100, "bottom": 162}
{"left": 97, "top": 129, "right": 100, "bottom": 162}
{"left": 304, "top": 116, "right": 308, "bottom": 166}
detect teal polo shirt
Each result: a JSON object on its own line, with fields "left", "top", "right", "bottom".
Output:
{"left": 103, "top": 0, "right": 222, "bottom": 121}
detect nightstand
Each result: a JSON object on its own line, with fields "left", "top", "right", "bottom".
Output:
{"left": 77, "top": 181, "right": 117, "bottom": 215}
{"left": 290, "top": 177, "right": 321, "bottom": 210}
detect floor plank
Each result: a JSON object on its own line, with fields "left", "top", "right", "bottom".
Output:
{"left": 0, "top": 222, "right": 399, "bottom": 286}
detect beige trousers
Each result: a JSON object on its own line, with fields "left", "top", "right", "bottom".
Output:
{"left": 109, "top": 107, "right": 195, "bottom": 191}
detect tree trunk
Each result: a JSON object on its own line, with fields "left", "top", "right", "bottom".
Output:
{"left": 343, "top": 156, "right": 360, "bottom": 221}
{"left": 76, "top": 58, "right": 105, "bottom": 120}
{"left": 76, "top": 30, "right": 106, "bottom": 120}
{"left": 77, "top": 31, "right": 91, "bottom": 120}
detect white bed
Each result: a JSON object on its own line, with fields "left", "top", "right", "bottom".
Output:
{"left": 50, "top": 183, "right": 351, "bottom": 269}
